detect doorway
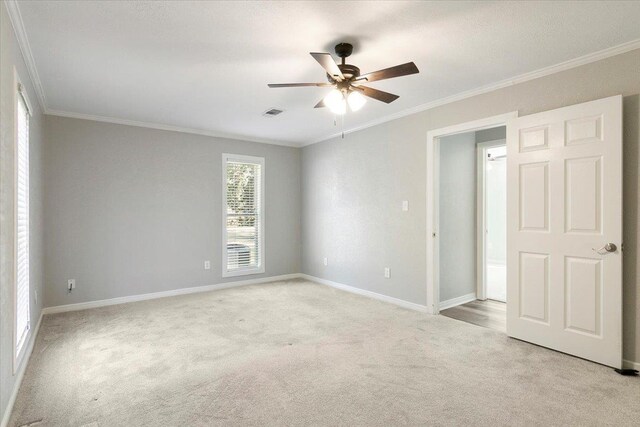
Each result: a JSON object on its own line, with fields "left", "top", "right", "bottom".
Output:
{"left": 428, "top": 97, "right": 623, "bottom": 369}
{"left": 425, "top": 112, "right": 517, "bottom": 323}
{"left": 434, "top": 126, "right": 507, "bottom": 332}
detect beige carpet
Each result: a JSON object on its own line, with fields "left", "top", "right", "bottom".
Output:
{"left": 9, "top": 279, "right": 640, "bottom": 426}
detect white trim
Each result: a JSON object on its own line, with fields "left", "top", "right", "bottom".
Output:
{"left": 4, "top": 0, "right": 46, "bottom": 112}
{"left": 438, "top": 292, "right": 477, "bottom": 311}
{"left": 476, "top": 140, "right": 507, "bottom": 301}
{"left": 304, "top": 39, "right": 640, "bottom": 146}
{"left": 426, "top": 112, "right": 517, "bottom": 315}
{"left": 46, "top": 109, "right": 299, "bottom": 148}
{"left": 221, "top": 153, "right": 266, "bottom": 278}
{"left": 300, "top": 274, "right": 429, "bottom": 313}
{"left": 41, "top": 274, "right": 298, "bottom": 315}
{"left": 623, "top": 359, "right": 640, "bottom": 371}
{"left": 476, "top": 143, "right": 486, "bottom": 301}
{"left": 1, "top": 312, "right": 43, "bottom": 427}
{"left": 426, "top": 135, "right": 439, "bottom": 315}
{"left": 40, "top": 273, "right": 431, "bottom": 315}
{"left": 42, "top": 273, "right": 430, "bottom": 317}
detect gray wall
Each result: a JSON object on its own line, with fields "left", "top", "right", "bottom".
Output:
{"left": 438, "top": 132, "right": 476, "bottom": 302}
{"left": 1, "top": 1, "right": 45, "bottom": 422}
{"left": 301, "top": 48, "right": 640, "bottom": 364}
{"left": 44, "top": 116, "right": 301, "bottom": 307}
{"left": 476, "top": 126, "right": 506, "bottom": 144}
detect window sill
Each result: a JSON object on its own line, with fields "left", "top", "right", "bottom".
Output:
{"left": 222, "top": 267, "right": 265, "bottom": 278}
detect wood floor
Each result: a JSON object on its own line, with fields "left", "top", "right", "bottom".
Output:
{"left": 440, "top": 299, "right": 506, "bottom": 332}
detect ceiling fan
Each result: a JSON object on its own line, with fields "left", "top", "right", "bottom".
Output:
{"left": 268, "top": 43, "right": 419, "bottom": 115}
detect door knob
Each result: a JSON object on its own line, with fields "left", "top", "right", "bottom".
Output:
{"left": 593, "top": 243, "right": 617, "bottom": 254}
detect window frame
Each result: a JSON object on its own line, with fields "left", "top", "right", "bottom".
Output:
{"left": 222, "top": 153, "right": 265, "bottom": 277}
{"left": 13, "top": 69, "right": 32, "bottom": 373}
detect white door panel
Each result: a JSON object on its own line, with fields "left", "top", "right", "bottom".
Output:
{"left": 507, "top": 95, "right": 622, "bottom": 368}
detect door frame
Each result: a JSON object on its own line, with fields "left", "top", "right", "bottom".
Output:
{"left": 476, "top": 140, "right": 507, "bottom": 302}
{"left": 426, "top": 112, "right": 518, "bottom": 314}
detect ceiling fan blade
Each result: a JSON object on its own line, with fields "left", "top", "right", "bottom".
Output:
{"left": 310, "top": 52, "right": 344, "bottom": 82}
{"left": 314, "top": 98, "right": 326, "bottom": 108}
{"left": 268, "top": 83, "right": 334, "bottom": 88}
{"left": 357, "top": 62, "right": 419, "bottom": 83}
{"left": 355, "top": 85, "right": 399, "bottom": 103}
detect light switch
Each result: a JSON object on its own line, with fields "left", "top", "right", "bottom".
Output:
{"left": 402, "top": 200, "right": 409, "bottom": 211}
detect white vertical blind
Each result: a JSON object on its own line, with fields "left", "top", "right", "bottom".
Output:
{"left": 15, "top": 87, "right": 30, "bottom": 356}
{"left": 224, "top": 155, "right": 264, "bottom": 275}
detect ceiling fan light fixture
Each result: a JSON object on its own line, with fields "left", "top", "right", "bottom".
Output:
{"left": 268, "top": 43, "right": 419, "bottom": 113}
{"left": 331, "top": 99, "right": 347, "bottom": 115}
{"left": 347, "top": 90, "right": 366, "bottom": 112}
{"left": 324, "top": 89, "right": 346, "bottom": 115}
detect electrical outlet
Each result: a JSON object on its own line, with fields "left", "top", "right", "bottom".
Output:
{"left": 323, "top": 257, "right": 328, "bottom": 266}
{"left": 204, "top": 260, "right": 211, "bottom": 270}
{"left": 384, "top": 267, "right": 390, "bottom": 279}
{"left": 68, "top": 279, "right": 76, "bottom": 292}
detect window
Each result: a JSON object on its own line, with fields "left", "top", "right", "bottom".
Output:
{"left": 222, "top": 154, "right": 264, "bottom": 277}
{"left": 15, "top": 80, "right": 31, "bottom": 365}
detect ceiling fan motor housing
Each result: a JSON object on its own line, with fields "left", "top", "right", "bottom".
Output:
{"left": 268, "top": 40, "right": 418, "bottom": 107}
{"left": 327, "top": 43, "right": 361, "bottom": 82}
{"left": 335, "top": 42, "right": 353, "bottom": 58}
{"left": 328, "top": 64, "right": 361, "bottom": 83}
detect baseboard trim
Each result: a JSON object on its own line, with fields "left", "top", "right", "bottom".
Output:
{"left": 42, "top": 272, "right": 431, "bottom": 316}
{"left": 623, "top": 359, "right": 640, "bottom": 371}
{"left": 41, "top": 274, "right": 300, "bottom": 315}
{"left": 300, "top": 274, "right": 429, "bottom": 312}
{"left": 1, "top": 312, "right": 43, "bottom": 427}
{"left": 438, "top": 293, "right": 477, "bottom": 311}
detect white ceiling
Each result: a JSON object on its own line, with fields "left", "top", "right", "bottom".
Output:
{"left": 14, "top": 1, "right": 640, "bottom": 146}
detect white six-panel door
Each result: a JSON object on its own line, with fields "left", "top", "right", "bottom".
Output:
{"left": 506, "top": 95, "right": 623, "bottom": 368}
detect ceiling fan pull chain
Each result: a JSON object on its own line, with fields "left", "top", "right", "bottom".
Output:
{"left": 341, "top": 114, "right": 345, "bottom": 139}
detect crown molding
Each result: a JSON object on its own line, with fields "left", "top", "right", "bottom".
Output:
{"left": 4, "top": 0, "right": 47, "bottom": 112}
{"left": 302, "top": 38, "right": 640, "bottom": 146}
{"left": 46, "top": 109, "right": 301, "bottom": 147}
{"left": 5, "top": 0, "right": 299, "bottom": 148}
{"left": 6, "top": 0, "right": 639, "bottom": 148}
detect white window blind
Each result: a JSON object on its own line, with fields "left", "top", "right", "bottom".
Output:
{"left": 15, "top": 84, "right": 31, "bottom": 358}
{"left": 223, "top": 154, "right": 264, "bottom": 277}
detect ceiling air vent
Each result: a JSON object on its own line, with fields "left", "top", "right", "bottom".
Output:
{"left": 262, "top": 108, "right": 283, "bottom": 117}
